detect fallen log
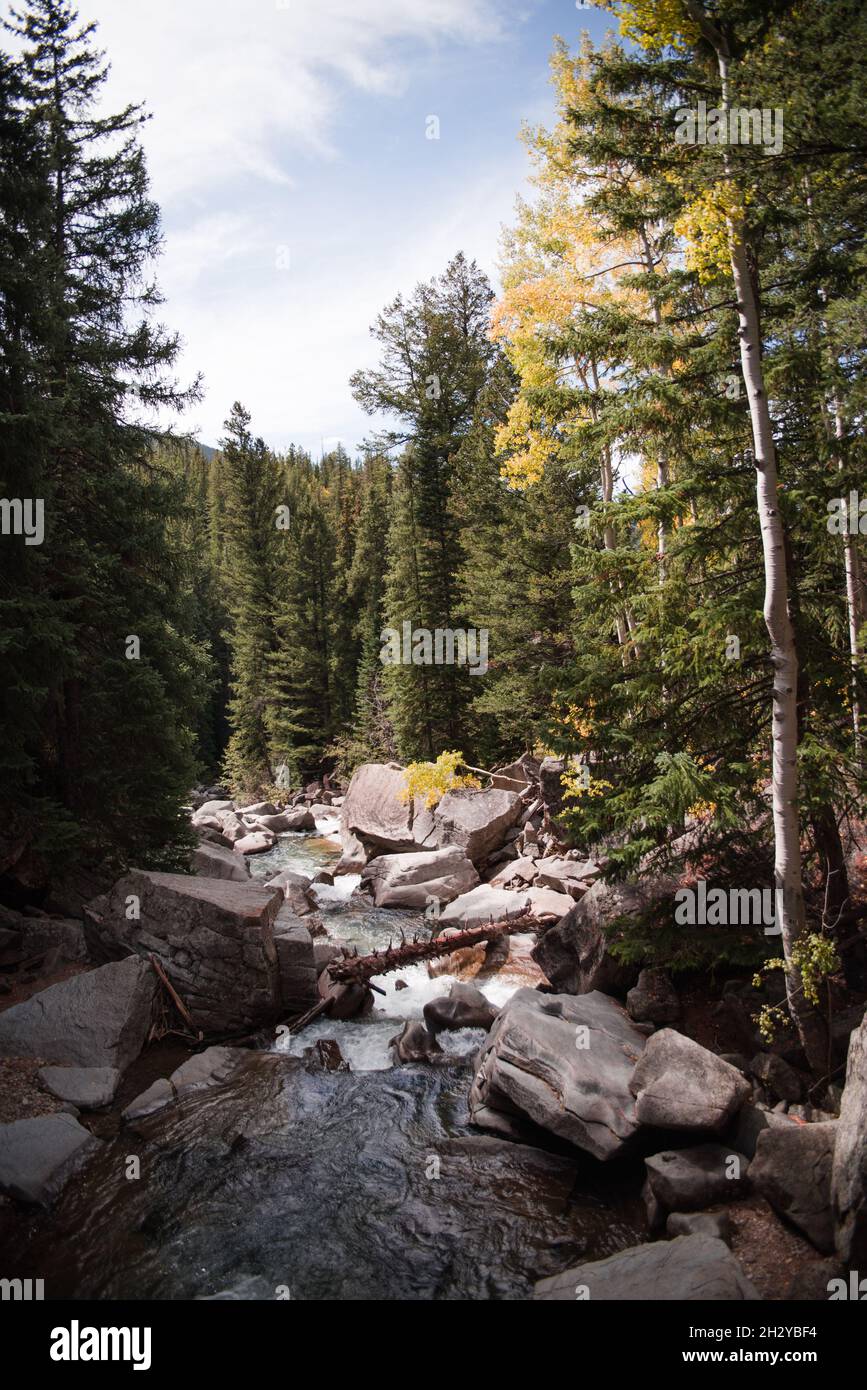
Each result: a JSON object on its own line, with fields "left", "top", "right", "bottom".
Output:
{"left": 327, "top": 912, "right": 538, "bottom": 987}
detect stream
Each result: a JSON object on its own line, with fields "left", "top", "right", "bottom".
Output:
{"left": 4, "top": 819, "right": 646, "bottom": 1300}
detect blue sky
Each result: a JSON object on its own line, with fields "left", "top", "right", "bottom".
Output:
{"left": 83, "top": 0, "right": 618, "bottom": 456}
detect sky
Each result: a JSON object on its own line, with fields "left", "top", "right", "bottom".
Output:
{"left": 77, "top": 0, "right": 618, "bottom": 456}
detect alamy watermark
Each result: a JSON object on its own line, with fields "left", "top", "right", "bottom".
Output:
{"left": 380, "top": 622, "right": 488, "bottom": 676}
{"left": 0, "top": 497, "right": 43, "bottom": 545}
{"left": 675, "top": 879, "right": 782, "bottom": 935}
{"left": 675, "top": 100, "right": 783, "bottom": 156}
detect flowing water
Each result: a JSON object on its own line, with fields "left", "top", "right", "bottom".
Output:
{"left": 3, "top": 821, "right": 646, "bottom": 1299}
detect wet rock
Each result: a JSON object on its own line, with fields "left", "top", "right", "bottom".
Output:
{"left": 469, "top": 988, "right": 647, "bottom": 1161}
{"left": 644, "top": 1144, "right": 750, "bottom": 1213}
{"left": 333, "top": 829, "right": 369, "bottom": 875}
{"left": 0, "top": 1113, "right": 102, "bottom": 1204}
{"left": 389, "top": 1020, "right": 444, "bottom": 1063}
{"left": 123, "top": 1046, "right": 243, "bottom": 1122}
{"left": 423, "top": 982, "right": 498, "bottom": 1033}
{"left": 666, "top": 1210, "right": 732, "bottom": 1244}
{"left": 0, "top": 956, "right": 157, "bottom": 1069}
{"left": 630, "top": 1029, "right": 751, "bottom": 1133}
{"left": 831, "top": 1010, "right": 867, "bottom": 1264}
{"left": 196, "top": 1275, "right": 275, "bottom": 1300}
{"left": 627, "top": 968, "right": 681, "bottom": 1026}
{"left": 533, "top": 1234, "right": 761, "bottom": 1301}
{"left": 303, "top": 1039, "right": 349, "bottom": 1071}
{"left": 38, "top": 1065, "right": 120, "bottom": 1110}
{"left": 192, "top": 842, "right": 251, "bottom": 881}
{"left": 317, "top": 968, "right": 373, "bottom": 1021}
{"left": 361, "top": 846, "right": 479, "bottom": 908}
{"left": 749, "top": 1052, "right": 804, "bottom": 1104}
{"left": 86, "top": 872, "right": 284, "bottom": 1034}
{"left": 312, "top": 939, "right": 344, "bottom": 977}
{"left": 749, "top": 1120, "right": 837, "bottom": 1252}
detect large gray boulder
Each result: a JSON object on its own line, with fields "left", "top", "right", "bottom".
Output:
{"left": 86, "top": 871, "right": 285, "bottom": 1033}
{"left": 360, "top": 846, "right": 479, "bottom": 908}
{"left": 630, "top": 1029, "right": 751, "bottom": 1133}
{"left": 531, "top": 876, "right": 677, "bottom": 995}
{"left": 423, "top": 982, "right": 498, "bottom": 1033}
{"left": 533, "top": 1234, "right": 761, "bottom": 1301}
{"left": 340, "top": 762, "right": 416, "bottom": 852}
{"left": 192, "top": 841, "right": 251, "bottom": 882}
{"left": 0, "top": 1113, "right": 103, "bottom": 1204}
{"left": 469, "top": 988, "right": 647, "bottom": 1161}
{"left": 272, "top": 908, "right": 317, "bottom": 1014}
{"left": 438, "top": 884, "right": 530, "bottom": 929}
{"left": 415, "top": 787, "right": 523, "bottom": 862}
{"left": 0, "top": 955, "right": 157, "bottom": 1068}
{"left": 750, "top": 1120, "right": 838, "bottom": 1253}
{"left": 38, "top": 1065, "right": 120, "bottom": 1110}
{"left": 832, "top": 1011, "right": 867, "bottom": 1264}
{"left": 644, "top": 1144, "right": 750, "bottom": 1214}
{"left": 627, "top": 968, "right": 681, "bottom": 1026}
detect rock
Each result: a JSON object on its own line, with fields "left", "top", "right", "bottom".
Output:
{"left": 233, "top": 831, "right": 276, "bottom": 855}
{"left": 309, "top": 803, "right": 338, "bottom": 820}
{"left": 85, "top": 872, "right": 285, "bottom": 1034}
{"left": 627, "top": 968, "right": 681, "bottom": 1026}
{"left": 312, "top": 870, "right": 334, "bottom": 885}
{"left": 0, "top": 1113, "right": 102, "bottom": 1204}
{"left": 666, "top": 1210, "right": 732, "bottom": 1244}
{"left": 272, "top": 909, "right": 317, "bottom": 1013}
{"left": 645, "top": 1144, "right": 750, "bottom": 1213}
{"left": 317, "top": 967, "right": 374, "bottom": 1022}
{"left": 196, "top": 826, "right": 233, "bottom": 848}
{"left": 264, "top": 868, "right": 317, "bottom": 917}
{"left": 389, "top": 1021, "right": 444, "bottom": 1063}
{"left": 438, "top": 885, "right": 530, "bottom": 929}
{"left": 487, "top": 856, "right": 538, "bottom": 888}
{"left": 479, "top": 931, "right": 549, "bottom": 988}
{"left": 728, "top": 1099, "right": 796, "bottom": 1159}
{"left": 418, "top": 787, "right": 523, "bottom": 862}
{"left": 303, "top": 1039, "right": 349, "bottom": 1071}
{"left": 749, "top": 1121, "right": 837, "bottom": 1252}
{"left": 831, "top": 1011, "right": 867, "bottom": 1264}
{"left": 216, "top": 811, "right": 248, "bottom": 844}
{"left": 0, "top": 955, "right": 157, "bottom": 1068}
{"left": 122, "top": 1078, "right": 174, "bottom": 1122}
{"left": 630, "top": 1029, "right": 751, "bottom": 1133}
{"left": 532, "top": 876, "right": 675, "bottom": 996}
{"left": 361, "top": 847, "right": 479, "bottom": 909}
{"left": 333, "top": 830, "right": 369, "bottom": 875}
{"left": 490, "top": 755, "right": 539, "bottom": 793}
{"left": 749, "top": 1052, "right": 804, "bottom": 1104}
{"left": 533, "top": 1234, "right": 761, "bottom": 1301}
{"left": 236, "top": 801, "right": 279, "bottom": 818}
{"left": 38, "top": 1065, "right": 120, "bottom": 1110}
{"left": 313, "top": 940, "right": 344, "bottom": 976}
{"left": 192, "top": 799, "right": 234, "bottom": 823}
{"left": 423, "top": 982, "right": 498, "bottom": 1033}
{"left": 785, "top": 1259, "right": 846, "bottom": 1301}
{"left": 340, "top": 762, "right": 415, "bottom": 852}
{"left": 280, "top": 808, "right": 316, "bottom": 832}
{"left": 538, "top": 756, "right": 568, "bottom": 822}
{"left": 523, "top": 887, "right": 574, "bottom": 921}
{"left": 15, "top": 915, "right": 87, "bottom": 964}
{"left": 469, "top": 988, "right": 647, "bottom": 1161}
{"left": 192, "top": 842, "right": 251, "bottom": 882}
{"left": 123, "top": 1046, "right": 242, "bottom": 1122}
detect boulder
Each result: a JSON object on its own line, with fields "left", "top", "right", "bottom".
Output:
{"left": 438, "top": 885, "right": 529, "bottom": 929}
{"left": 236, "top": 801, "right": 279, "bottom": 818}
{"left": 644, "top": 1144, "right": 750, "bottom": 1213}
{"left": 832, "top": 1012, "right": 867, "bottom": 1264}
{"left": 469, "top": 988, "right": 647, "bottom": 1161}
{"left": 533, "top": 1234, "right": 761, "bottom": 1301}
{"left": 523, "top": 886, "right": 574, "bottom": 921}
{"left": 0, "top": 1113, "right": 103, "bottom": 1205}
{"left": 38, "top": 1065, "right": 120, "bottom": 1110}
{"left": 192, "top": 799, "right": 234, "bottom": 823}
{"left": 489, "top": 755, "right": 539, "bottom": 792}
{"left": 192, "top": 842, "right": 251, "bottom": 882}
{"left": 389, "top": 1021, "right": 443, "bottom": 1064}
{"left": 14, "top": 915, "right": 87, "bottom": 963}
{"left": 333, "top": 829, "right": 369, "bottom": 875}
{"left": 749, "top": 1052, "right": 804, "bottom": 1104}
{"left": 340, "top": 762, "right": 415, "bottom": 852}
{"left": 487, "top": 856, "right": 538, "bottom": 888}
{"left": 666, "top": 1210, "right": 732, "bottom": 1244}
{"left": 417, "top": 787, "right": 523, "bottom": 862}
{"left": 538, "top": 756, "right": 567, "bottom": 822}
{"left": 123, "top": 1045, "right": 243, "bottom": 1122}
{"left": 264, "top": 868, "right": 317, "bottom": 917}
{"left": 750, "top": 1121, "right": 837, "bottom": 1252}
{"left": 532, "top": 876, "right": 676, "bottom": 996}
{"left": 361, "top": 846, "right": 479, "bottom": 908}
{"left": 280, "top": 808, "right": 316, "bottom": 832}
{"left": 627, "top": 968, "right": 681, "bottom": 1026}
{"left": 0, "top": 955, "right": 157, "bottom": 1069}
{"left": 728, "top": 1099, "right": 797, "bottom": 1160}
{"left": 272, "top": 908, "right": 317, "bottom": 1013}
{"left": 85, "top": 872, "right": 285, "bottom": 1033}
{"left": 630, "top": 1029, "right": 751, "bottom": 1133}
{"left": 233, "top": 831, "right": 276, "bottom": 855}
{"left": 423, "top": 982, "right": 498, "bottom": 1033}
